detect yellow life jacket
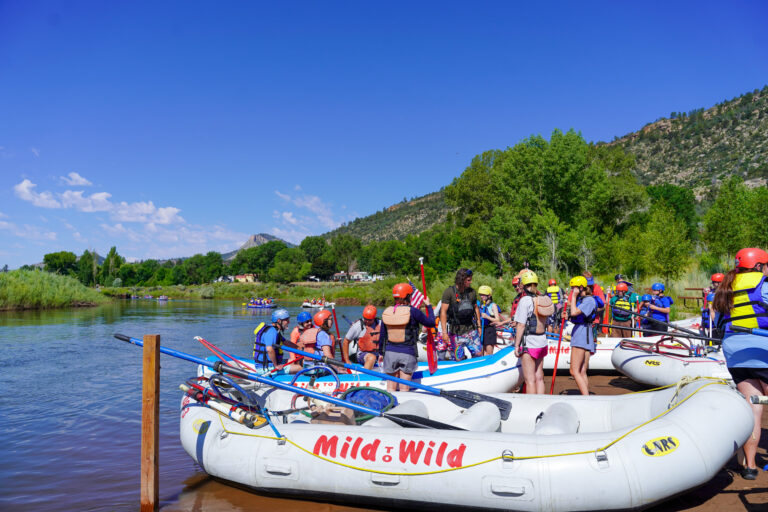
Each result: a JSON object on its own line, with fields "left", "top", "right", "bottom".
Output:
{"left": 725, "top": 272, "right": 768, "bottom": 331}
{"left": 546, "top": 285, "right": 561, "bottom": 304}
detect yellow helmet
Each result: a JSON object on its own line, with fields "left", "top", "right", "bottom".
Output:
{"left": 569, "top": 276, "right": 588, "bottom": 288}
{"left": 478, "top": 285, "right": 492, "bottom": 295}
{"left": 520, "top": 270, "right": 538, "bottom": 286}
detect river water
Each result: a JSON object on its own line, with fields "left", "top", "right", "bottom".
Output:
{"left": 0, "top": 300, "right": 373, "bottom": 512}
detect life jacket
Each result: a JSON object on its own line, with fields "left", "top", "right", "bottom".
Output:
{"left": 721, "top": 272, "right": 768, "bottom": 334}
{"left": 382, "top": 305, "right": 418, "bottom": 345}
{"left": 509, "top": 294, "right": 523, "bottom": 317}
{"left": 611, "top": 294, "right": 633, "bottom": 321}
{"left": 546, "top": 286, "right": 561, "bottom": 304}
{"left": 650, "top": 296, "right": 670, "bottom": 322}
{"left": 252, "top": 323, "right": 284, "bottom": 367}
{"left": 524, "top": 294, "right": 555, "bottom": 335}
{"left": 300, "top": 326, "right": 336, "bottom": 356}
{"left": 449, "top": 286, "right": 476, "bottom": 326}
{"left": 356, "top": 319, "right": 381, "bottom": 352}
{"left": 479, "top": 301, "right": 497, "bottom": 329}
{"left": 571, "top": 296, "right": 598, "bottom": 325}
{"left": 290, "top": 326, "right": 304, "bottom": 346}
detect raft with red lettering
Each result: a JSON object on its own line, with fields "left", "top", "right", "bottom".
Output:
{"left": 180, "top": 378, "right": 751, "bottom": 511}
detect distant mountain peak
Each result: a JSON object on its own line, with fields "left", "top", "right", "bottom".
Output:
{"left": 222, "top": 233, "right": 293, "bottom": 261}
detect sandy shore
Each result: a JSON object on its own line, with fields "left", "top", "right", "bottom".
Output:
{"left": 163, "top": 373, "right": 768, "bottom": 512}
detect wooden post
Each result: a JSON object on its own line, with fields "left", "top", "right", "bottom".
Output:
{"left": 141, "top": 334, "right": 160, "bottom": 512}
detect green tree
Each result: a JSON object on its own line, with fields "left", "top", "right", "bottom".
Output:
{"left": 647, "top": 184, "right": 698, "bottom": 239}
{"left": 642, "top": 203, "right": 692, "bottom": 282}
{"left": 702, "top": 177, "right": 750, "bottom": 257}
{"left": 99, "top": 246, "right": 124, "bottom": 285}
{"left": 329, "top": 234, "right": 362, "bottom": 280}
{"left": 43, "top": 251, "right": 77, "bottom": 276}
{"left": 77, "top": 250, "right": 96, "bottom": 286}
{"left": 299, "top": 236, "right": 328, "bottom": 264}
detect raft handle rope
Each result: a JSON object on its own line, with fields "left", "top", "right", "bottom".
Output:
{"left": 210, "top": 376, "right": 731, "bottom": 477}
{"left": 289, "top": 363, "right": 341, "bottom": 395}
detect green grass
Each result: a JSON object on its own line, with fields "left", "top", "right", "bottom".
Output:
{"left": 0, "top": 269, "right": 109, "bottom": 310}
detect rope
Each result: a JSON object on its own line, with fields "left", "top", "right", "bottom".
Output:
{"left": 196, "top": 377, "right": 730, "bottom": 477}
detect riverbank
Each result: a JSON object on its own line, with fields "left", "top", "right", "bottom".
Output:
{"left": 0, "top": 269, "right": 108, "bottom": 311}
{"left": 103, "top": 270, "right": 704, "bottom": 318}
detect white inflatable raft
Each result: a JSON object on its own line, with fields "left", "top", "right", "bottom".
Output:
{"left": 611, "top": 338, "right": 730, "bottom": 387}
{"left": 180, "top": 378, "right": 751, "bottom": 511}
{"left": 201, "top": 344, "right": 522, "bottom": 394}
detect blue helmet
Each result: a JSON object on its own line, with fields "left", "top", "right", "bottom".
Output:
{"left": 651, "top": 282, "right": 665, "bottom": 291}
{"left": 297, "top": 311, "right": 312, "bottom": 323}
{"left": 271, "top": 308, "right": 290, "bottom": 322}
{"left": 706, "top": 292, "right": 715, "bottom": 302}
{"left": 641, "top": 294, "right": 652, "bottom": 302}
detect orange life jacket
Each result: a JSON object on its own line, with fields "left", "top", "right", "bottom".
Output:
{"left": 357, "top": 320, "right": 381, "bottom": 352}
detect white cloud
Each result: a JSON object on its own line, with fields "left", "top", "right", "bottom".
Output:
{"left": 0, "top": 219, "right": 56, "bottom": 241}
{"left": 281, "top": 211, "right": 299, "bottom": 225}
{"left": 60, "top": 172, "right": 93, "bottom": 187}
{"left": 274, "top": 190, "right": 340, "bottom": 230}
{"left": 272, "top": 227, "right": 310, "bottom": 245}
{"left": 0, "top": 211, "right": 7, "bottom": 218}
{"left": 14, "top": 179, "right": 62, "bottom": 208}
{"left": 31, "top": 147, "right": 40, "bottom": 157}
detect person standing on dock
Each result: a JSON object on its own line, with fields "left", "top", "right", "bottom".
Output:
{"left": 546, "top": 278, "right": 563, "bottom": 333}
{"left": 440, "top": 268, "right": 482, "bottom": 360}
{"left": 514, "top": 271, "right": 553, "bottom": 394}
{"left": 478, "top": 285, "right": 501, "bottom": 356}
{"left": 380, "top": 283, "right": 435, "bottom": 391}
{"left": 341, "top": 305, "right": 382, "bottom": 369}
{"left": 712, "top": 247, "right": 768, "bottom": 480}
{"left": 568, "top": 276, "right": 597, "bottom": 395}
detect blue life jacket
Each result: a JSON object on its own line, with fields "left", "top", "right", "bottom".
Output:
{"left": 253, "top": 324, "right": 284, "bottom": 367}
{"left": 571, "top": 296, "right": 597, "bottom": 325}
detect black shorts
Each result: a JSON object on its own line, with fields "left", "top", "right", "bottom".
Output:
{"left": 728, "top": 367, "right": 768, "bottom": 385}
{"left": 482, "top": 326, "right": 497, "bottom": 346}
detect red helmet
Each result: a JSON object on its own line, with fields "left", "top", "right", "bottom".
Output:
{"left": 392, "top": 283, "right": 413, "bottom": 298}
{"left": 548, "top": 279, "right": 557, "bottom": 286}
{"left": 734, "top": 248, "right": 768, "bottom": 269}
{"left": 511, "top": 276, "right": 521, "bottom": 285}
{"left": 362, "top": 305, "right": 377, "bottom": 319}
{"left": 313, "top": 310, "right": 332, "bottom": 327}
{"left": 711, "top": 273, "right": 724, "bottom": 283}
{"left": 615, "top": 282, "right": 628, "bottom": 292}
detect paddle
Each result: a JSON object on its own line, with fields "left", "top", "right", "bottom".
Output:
{"left": 419, "top": 257, "right": 438, "bottom": 374}
{"left": 731, "top": 325, "right": 768, "bottom": 337}
{"left": 331, "top": 305, "right": 342, "bottom": 357}
{"left": 595, "top": 323, "right": 721, "bottom": 343}
{"left": 341, "top": 314, "right": 354, "bottom": 327}
{"left": 278, "top": 344, "right": 512, "bottom": 420}
{"left": 113, "top": 333, "right": 463, "bottom": 430}
{"left": 624, "top": 308, "right": 702, "bottom": 337}
{"left": 550, "top": 290, "right": 573, "bottom": 395}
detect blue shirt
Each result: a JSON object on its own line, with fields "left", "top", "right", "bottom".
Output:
{"left": 723, "top": 281, "right": 768, "bottom": 369}
{"left": 261, "top": 326, "right": 279, "bottom": 347}
{"left": 315, "top": 330, "right": 333, "bottom": 353}
{"left": 571, "top": 296, "right": 596, "bottom": 349}
{"left": 650, "top": 295, "right": 673, "bottom": 322}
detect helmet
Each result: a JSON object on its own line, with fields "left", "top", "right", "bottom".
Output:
{"left": 584, "top": 276, "right": 595, "bottom": 285}
{"left": 615, "top": 282, "right": 628, "bottom": 292}
{"left": 734, "top": 248, "right": 768, "bottom": 269}
{"left": 362, "top": 305, "right": 377, "bottom": 320}
{"left": 711, "top": 273, "right": 724, "bottom": 283}
{"left": 520, "top": 270, "right": 538, "bottom": 285}
{"left": 614, "top": 274, "right": 626, "bottom": 281}
{"left": 478, "top": 285, "right": 492, "bottom": 295}
{"left": 569, "top": 276, "right": 588, "bottom": 288}
{"left": 651, "top": 283, "right": 665, "bottom": 291}
{"left": 271, "top": 308, "right": 290, "bottom": 323}
{"left": 641, "top": 294, "right": 652, "bottom": 302}
{"left": 297, "top": 311, "right": 312, "bottom": 323}
{"left": 392, "top": 282, "right": 413, "bottom": 298}
{"left": 511, "top": 276, "right": 521, "bottom": 285}
{"left": 548, "top": 279, "right": 557, "bottom": 286}
{"left": 313, "top": 310, "right": 332, "bottom": 327}
{"left": 706, "top": 292, "right": 715, "bottom": 302}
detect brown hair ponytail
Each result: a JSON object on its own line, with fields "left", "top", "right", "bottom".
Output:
{"left": 712, "top": 268, "right": 741, "bottom": 314}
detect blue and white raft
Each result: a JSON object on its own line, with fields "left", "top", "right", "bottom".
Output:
{"left": 200, "top": 345, "right": 522, "bottom": 394}
{"left": 180, "top": 377, "right": 751, "bottom": 511}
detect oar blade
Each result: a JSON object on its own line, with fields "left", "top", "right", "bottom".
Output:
{"left": 383, "top": 413, "right": 465, "bottom": 430}
{"left": 440, "top": 390, "right": 512, "bottom": 420}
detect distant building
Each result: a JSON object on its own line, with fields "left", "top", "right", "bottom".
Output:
{"left": 234, "top": 273, "right": 256, "bottom": 283}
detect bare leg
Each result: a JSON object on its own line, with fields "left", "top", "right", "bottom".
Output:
{"left": 484, "top": 343, "right": 495, "bottom": 356}
{"left": 736, "top": 378, "right": 768, "bottom": 469}
{"left": 521, "top": 353, "right": 537, "bottom": 394}
{"left": 533, "top": 356, "right": 546, "bottom": 394}
{"left": 363, "top": 353, "right": 377, "bottom": 370}
{"left": 386, "top": 376, "right": 397, "bottom": 392}
{"left": 396, "top": 371, "right": 412, "bottom": 392}
{"left": 569, "top": 348, "right": 590, "bottom": 395}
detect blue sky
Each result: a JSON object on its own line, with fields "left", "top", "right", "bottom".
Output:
{"left": 1, "top": 1, "right": 767, "bottom": 269}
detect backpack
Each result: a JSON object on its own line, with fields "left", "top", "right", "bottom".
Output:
{"left": 525, "top": 294, "right": 555, "bottom": 335}
{"left": 449, "top": 286, "right": 476, "bottom": 326}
